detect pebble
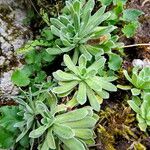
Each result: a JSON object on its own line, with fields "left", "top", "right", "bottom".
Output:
{"left": 132, "top": 59, "right": 150, "bottom": 68}
{"left": 0, "top": 56, "right": 5, "bottom": 66}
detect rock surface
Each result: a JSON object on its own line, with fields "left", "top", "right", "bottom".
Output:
{"left": 0, "top": 0, "right": 32, "bottom": 100}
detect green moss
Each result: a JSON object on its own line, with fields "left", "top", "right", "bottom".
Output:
{"left": 97, "top": 103, "right": 148, "bottom": 149}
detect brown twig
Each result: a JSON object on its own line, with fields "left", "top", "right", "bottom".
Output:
{"left": 123, "top": 43, "right": 150, "bottom": 48}
{"left": 88, "top": 143, "right": 102, "bottom": 147}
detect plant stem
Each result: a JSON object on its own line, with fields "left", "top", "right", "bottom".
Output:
{"left": 123, "top": 43, "right": 150, "bottom": 48}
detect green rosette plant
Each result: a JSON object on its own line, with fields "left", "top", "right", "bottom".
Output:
{"left": 52, "top": 54, "right": 117, "bottom": 111}
{"left": 29, "top": 101, "right": 98, "bottom": 150}
{"left": 128, "top": 93, "right": 150, "bottom": 131}
{"left": 13, "top": 89, "right": 54, "bottom": 145}
{"left": 7, "top": 87, "right": 98, "bottom": 150}
{"left": 118, "top": 67, "right": 150, "bottom": 132}
{"left": 46, "top": 0, "right": 123, "bottom": 70}
{"left": 118, "top": 67, "right": 150, "bottom": 96}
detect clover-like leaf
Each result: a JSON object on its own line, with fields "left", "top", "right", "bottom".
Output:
{"left": 108, "top": 53, "right": 123, "bottom": 71}
{"left": 0, "top": 106, "right": 21, "bottom": 149}
{"left": 122, "top": 22, "right": 139, "bottom": 38}
{"left": 122, "top": 9, "right": 144, "bottom": 22}
{"left": 11, "top": 69, "right": 30, "bottom": 87}
{"left": 0, "top": 126, "right": 15, "bottom": 149}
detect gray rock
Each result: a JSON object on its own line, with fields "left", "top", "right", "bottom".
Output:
{"left": 0, "top": 70, "right": 19, "bottom": 100}
{"left": 0, "top": 0, "right": 33, "bottom": 100}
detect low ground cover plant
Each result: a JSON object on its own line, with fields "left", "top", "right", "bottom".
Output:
{"left": 118, "top": 67, "right": 150, "bottom": 131}
{"left": 0, "top": 0, "right": 149, "bottom": 149}
{"left": 53, "top": 54, "right": 117, "bottom": 111}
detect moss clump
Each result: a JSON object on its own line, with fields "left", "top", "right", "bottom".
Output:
{"left": 97, "top": 104, "right": 147, "bottom": 150}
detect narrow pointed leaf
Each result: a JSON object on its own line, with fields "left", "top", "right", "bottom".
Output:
{"left": 86, "top": 86, "right": 100, "bottom": 111}
{"left": 29, "top": 125, "right": 48, "bottom": 138}
{"left": 79, "top": 45, "right": 92, "bottom": 61}
{"left": 87, "top": 57, "right": 106, "bottom": 72}
{"left": 53, "top": 81, "right": 78, "bottom": 94}
{"left": 85, "top": 78, "right": 102, "bottom": 92}
{"left": 64, "top": 54, "right": 80, "bottom": 75}
{"left": 85, "top": 45, "right": 104, "bottom": 56}
{"left": 95, "top": 90, "right": 109, "bottom": 99}
{"left": 78, "top": 55, "right": 87, "bottom": 69}
{"left": 41, "top": 129, "right": 56, "bottom": 150}
{"left": 46, "top": 46, "right": 74, "bottom": 55}
{"left": 123, "top": 70, "right": 132, "bottom": 83}
{"left": 51, "top": 25, "right": 60, "bottom": 37}
{"left": 53, "top": 70, "right": 80, "bottom": 81}
{"left": 98, "top": 79, "right": 117, "bottom": 91}
{"left": 128, "top": 100, "right": 140, "bottom": 114}
{"left": 76, "top": 82, "right": 87, "bottom": 104}
{"left": 73, "top": 12, "right": 80, "bottom": 31}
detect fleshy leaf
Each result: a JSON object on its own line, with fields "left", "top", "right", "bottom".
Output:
{"left": 86, "top": 86, "right": 100, "bottom": 111}
{"left": 61, "top": 137, "right": 85, "bottom": 150}
{"left": 53, "top": 81, "right": 78, "bottom": 94}
{"left": 74, "top": 129, "right": 93, "bottom": 139}
{"left": 29, "top": 125, "right": 48, "bottom": 138}
{"left": 55, "top": 108, "right": 88, "bottom": 123}
{"left": 76, "top": 82, "right": 87, "bottom": 104}
{"left": 64, "top": 54, "right": 80, "bottom": 75}
{"left": 53, "top": 124, "right": 75, "bottom": 139}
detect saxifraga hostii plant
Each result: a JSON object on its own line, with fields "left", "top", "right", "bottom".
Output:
{"left": 118, "top": 67, "right": 150, "bottom": 96}
{"left": 118, "top": 67, "right": 150, "bottom": 131}
{"left": 128, "top": 93, "right": 150, "bottom": 132}
{"left": 4, "top": 87, "right": 98, "bottom": 150}
{"left": 29, "top": 102, "right": 98, "bottom": 150}
{"left": 46, "top": 0, "right": 123, "bottom": 70}
{"left": 53, "top": 54, "right": 117, "bottom": 111}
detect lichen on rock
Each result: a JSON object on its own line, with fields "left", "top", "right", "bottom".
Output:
{"left": 0, "top": 0, "right": 32, "bottom": 100}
